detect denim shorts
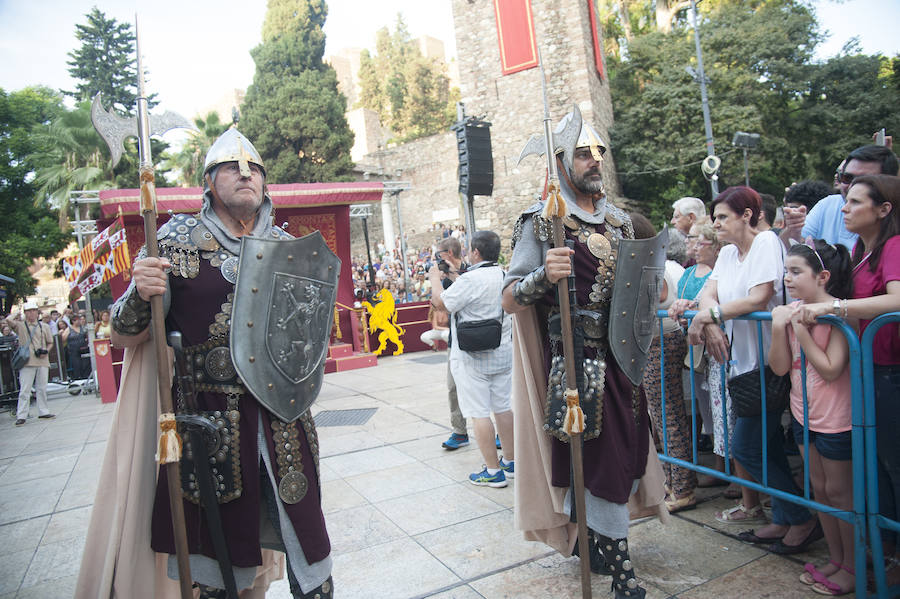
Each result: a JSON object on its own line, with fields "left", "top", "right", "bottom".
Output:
{"left": 791, "top": 417, "right": 853, "bottom": 461}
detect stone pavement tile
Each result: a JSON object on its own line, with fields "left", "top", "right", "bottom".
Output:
{"left": 469, "top": 551, "right": 670, "bottom": 599}
{"left": 394, "top": 433, "right": 466, "bottom": 462}
{"left": 321, "top": 478, "right": 368, "bottom": 514}
{"left": 415, "top": 510, "right": 550, "bottom": 580}
{"left": 318, "top": 428, "right": 385, "bottom": 458}
{"left": 345, "top": 461, "right": 455, "bottom": 503}
{"left": 332, "top": 537, "right": 461, "bottom": 599}
{"left": 42, "top": 505, "right": 92, "bottom": 545}
{"left": 0, "top": 457, "right": 11, "bottom": 478}
{"left": 56, "top": 462, "right": 103, "bottom": 511}
{"left": 676, "top": 553, "right": 847, "bottom": 598}
{"left": 24, "top": 420, "right": 92, "bottom": 453}
{"left": 0, "top": 427, "right": 43, "bottom": 460}
{"left": 87, "top": 412, "right": 114, "bottom": 442}
{"left": 318, "top": 461, "right": 341, "bottom": 483}
{"left": 467, "top": 477, "right": 515, "bottom": 509}
{"left": 368, "top": 419, "right": 448, "bottom": 445}
{"left": 629, "top": 514, "right": 766, "bottom": 595}
{"left": 317, "top": 382, "right": 368, "bottom": 402}
{"left": 0, "top": 447, "right": 80, "bottom": 487}
{"left": 0, "top": 549, "right": 33, "bottom": 594}
{"left": 362, "top": 404, "right": 423, "bottom": 428}
{"left": 0, "top": 476, "right": 66, "bottom": 525}
{"left": 427, "top": 586, "right": 485, "bottom": 599}
{"left": 321, "top": 445, "right": 416, "bottom": 479}
{"left": 315, "top": 393, "right": 387, "bottom": 412}
{"left": 325, "top": 503, "right": 407, "bottom": 554}
{"left": 20, "top": 534, "right": 86, "bottom": 589}
{"left": 424, "top": 448, "right": 486, "bottom": 483}
{"left": 0, "top": 515, "right": 49, "bottom": 557}
{"left": 402, "top": 401, "right": 459, "bottom": 427}
{"left": 375, "top": 483, "right": 506, "bottom": 536}
{"left": 14, "top": 574, "right": 79, "bottom": 599}
{"left": 675, "top": 494, "right": 832, "bottom": 564}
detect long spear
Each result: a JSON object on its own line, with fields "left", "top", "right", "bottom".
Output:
{"left": 536, "top": 51, "right": 592, "bottom": 599}
{"left": 134, "top": 18, "right": 193, "bottom": 598}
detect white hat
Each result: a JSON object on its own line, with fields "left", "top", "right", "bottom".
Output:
{"left": 22, "top": 301, "right": 39, "bottom": 311}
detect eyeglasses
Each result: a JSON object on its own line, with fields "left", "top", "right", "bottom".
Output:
{"left": 836, "top": 171, "right": 856, "bottom": 185}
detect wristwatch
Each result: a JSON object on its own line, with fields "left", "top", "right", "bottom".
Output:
{"left": 832, "top": 298, "right": 841, "bottom": 316}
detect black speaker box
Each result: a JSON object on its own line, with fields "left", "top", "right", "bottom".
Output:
{"left": 456, "top": 124, "right": 493, "bottom": 196}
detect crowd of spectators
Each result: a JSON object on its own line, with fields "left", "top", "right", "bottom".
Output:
{"left": 350, "top": 223, "right": 470, "bottom": 304}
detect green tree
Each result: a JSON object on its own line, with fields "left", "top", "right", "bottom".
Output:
{"left": 66, "top": 7, "right": 139, "bottom": 113}
{"left": 241, "top": 0, "right": 355, "bottom": 183}
{"left": 607, "top": 0, "right": 899, "bottom": 222}
{"left": 357, "top": 15, "right": 458, "bottom": 142}
{"left": 0, "top": 87, "right": 70, "bottom": 305}
{"left": 162, "top": 111, "right": 230, "bottom": 186}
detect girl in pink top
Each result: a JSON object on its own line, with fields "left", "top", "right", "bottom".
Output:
{"left": 770, "top": 239, "right": 854, "bottom": 596}
{"left": 798, "top": 174, "right": 900, "bottom": 594}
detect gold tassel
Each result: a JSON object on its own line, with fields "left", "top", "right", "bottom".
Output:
{"left": 563, "top": 388, "right": 585, "bottom": 435}
{"left": 156, "top": 412, "right": 182, "bottom": 464}
{"left": 542, "top": 181, "right": 568, "bottom": 221}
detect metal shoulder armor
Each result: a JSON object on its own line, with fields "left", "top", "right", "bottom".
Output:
{"left": 511, "top": 200, "right": 548, "bottom": 250}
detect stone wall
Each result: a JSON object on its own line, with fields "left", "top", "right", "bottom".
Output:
{"left": 352, "top": 0, "right": 622, "bottom": 259}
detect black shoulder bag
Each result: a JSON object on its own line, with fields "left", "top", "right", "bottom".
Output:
{"left": 453, "top": 262, "right": 504, "bottom": 352}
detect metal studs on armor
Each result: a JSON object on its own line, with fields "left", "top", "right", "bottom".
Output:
{"left": 627, "top": 579, "right": 638, "bottom": 589}
{"left": 623, "top": 560, "right": 633, "bottom": 571}
{"left": 619, "top": 540, "right": 628, "bottom": 551}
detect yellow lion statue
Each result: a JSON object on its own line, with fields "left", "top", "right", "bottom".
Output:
{"left": 361, "top": 288, "right": 405, "bottom": 356}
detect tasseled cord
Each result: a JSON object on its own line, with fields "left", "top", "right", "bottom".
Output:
{"left": 542, "top": 181, "right": 568, "bottom": 221}
{"left": 563, "top": 388, "right": 585, "bottom": 434}
{"left": 156, "top": 412, "right": 183, "bottom": 464}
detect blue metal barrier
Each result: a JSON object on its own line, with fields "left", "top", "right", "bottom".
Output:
{"left": 655, "top": 309, "right": 868, "bottom": 597}
{"left": 861, "top": 312, "right": 900, "bottom": 599}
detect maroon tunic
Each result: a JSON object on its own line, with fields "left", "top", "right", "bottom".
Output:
{"left": 540, "top": 223, "right": 650, "bottom": 504}
{"left": 149, "top": 256, "right": 330, "bottom": 567}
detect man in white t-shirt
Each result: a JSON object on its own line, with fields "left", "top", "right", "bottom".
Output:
{"left": 429, "top": 230, "right": 514, "bottom": 487}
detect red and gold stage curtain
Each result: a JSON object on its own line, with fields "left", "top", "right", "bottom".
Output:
{"left": 287, "top": 214, "right": 338, "bottom": 255}
{"left": 494, "top": 0, "right": 538, "bottom": 75}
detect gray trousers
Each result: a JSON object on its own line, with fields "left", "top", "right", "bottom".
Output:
{"left": 17, "top": 366, "right": 49, "bottom": 421}
{"left": 447, "top": 359, "right": 466, "bottom": 435}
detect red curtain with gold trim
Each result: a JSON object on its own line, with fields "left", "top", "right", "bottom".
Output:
{"left": 494, "top": 0, "right": 538, "bottom": 75}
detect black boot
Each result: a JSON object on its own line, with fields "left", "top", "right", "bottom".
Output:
{"left": 573, "top": 529, "right": 612, "bottom": 574}
{"left": 594, "top": 534, "right": 646, "bottom": 599}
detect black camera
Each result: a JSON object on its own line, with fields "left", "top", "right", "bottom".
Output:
{"left": 34, "top": 348, "right": 49, "bottom": 357}
{"left": 437, "top": 259, "right": 451, "bottom": 274}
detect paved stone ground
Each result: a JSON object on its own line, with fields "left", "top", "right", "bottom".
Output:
{"left": 0, "top": 352, "right": 852, "bottom": 598}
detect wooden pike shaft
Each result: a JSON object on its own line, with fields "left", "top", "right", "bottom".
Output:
{"left": 551, "top": 218, "right": 592, "bottom": 599}
{"left": 135, "top": 17, "right": 193, "bottom": 598}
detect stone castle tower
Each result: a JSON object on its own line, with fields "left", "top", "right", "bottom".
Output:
{"left": 356, "top": 0, "right": 620, "bottom": 252}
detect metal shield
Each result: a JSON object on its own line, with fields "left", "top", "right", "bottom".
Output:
{"left": 231, "top": 232, "right": 340, "bottom": 422}
{"left": 608, "top": 228, "right": 669, "bottom": 386}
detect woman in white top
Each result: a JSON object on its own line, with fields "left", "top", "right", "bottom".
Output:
{"left": 688, "top": 187, "right": 819, "bottom": 553}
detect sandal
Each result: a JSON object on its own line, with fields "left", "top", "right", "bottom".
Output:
{"left": 811, "top": 564, "right": 855, "bottom": 596}
{"left": 714, "top": 503, "right": 767, "bottom": 524}
{"left": 800, "top": 561, "right": 840, "bottom": 586}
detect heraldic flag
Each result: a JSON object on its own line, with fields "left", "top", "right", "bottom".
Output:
{"left": 62, "top": 217, "right": 131, "bottom": 301}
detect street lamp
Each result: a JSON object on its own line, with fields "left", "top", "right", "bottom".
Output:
{"left": 732, "top": 131, "right": 761, "bottom": 187}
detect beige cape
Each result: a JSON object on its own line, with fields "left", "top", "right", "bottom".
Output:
{"left": 511, "top": 307, "right": 668, "bottom": 555}
{"left": 74, "top": 342, "right": 283, "bottom": 599}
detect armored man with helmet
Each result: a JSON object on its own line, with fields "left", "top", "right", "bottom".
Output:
{"left": 99, "top": 129, "right": 334, "bottom": 598}
{"left": 502, "top": 113, "right": 664, "bottom": 599}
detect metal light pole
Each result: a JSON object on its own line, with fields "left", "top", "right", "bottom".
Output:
{"left": 690, "top": 0, "right": 718, "bottom": 197}
{"left": 732, "top": 131, "right": 761, "bottom": 187}
{"left": 350, "top": 205, "right": 377, "bottom": 290}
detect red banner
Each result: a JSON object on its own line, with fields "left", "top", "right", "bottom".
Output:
{"left": 587, "top": 0, "right": 606, "bottom": 80}
{"left": 493, "top": 0, "right": 538, "bottom": 76}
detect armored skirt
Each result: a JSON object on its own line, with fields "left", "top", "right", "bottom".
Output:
{"left": 149, "top": 252, "right": 330, "bottom": 578}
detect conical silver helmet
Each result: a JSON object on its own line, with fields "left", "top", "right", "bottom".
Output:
{"left": 203, "top": 128, "right": 266, "bottom": 178}
{"left": 554, "top": 112, "right": 607, "bottom": 169}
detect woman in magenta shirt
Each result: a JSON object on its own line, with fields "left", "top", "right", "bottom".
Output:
{"left": 800, "top": 174, "right": 900, "bottom": 586}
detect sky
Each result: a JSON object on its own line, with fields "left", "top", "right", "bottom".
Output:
{"left": 0, "top": 0, "right": 897, "bottom": 123}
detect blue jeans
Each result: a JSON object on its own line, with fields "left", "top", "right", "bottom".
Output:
{"left": 733, "top": 411, "right": 812, "bottom": 526}
{"left": 875, "top": 365, "right": 900, "bottom": 543}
